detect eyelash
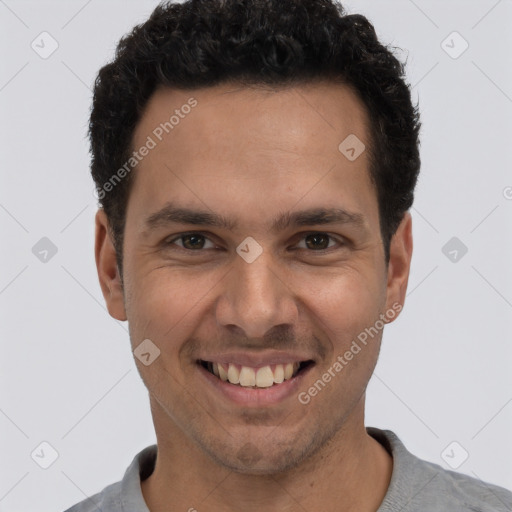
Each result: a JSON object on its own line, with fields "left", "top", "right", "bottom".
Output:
{"left": 163, "top": 231, "right": 345, "bottom": 254}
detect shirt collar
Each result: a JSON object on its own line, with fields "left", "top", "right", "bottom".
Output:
{"left": 119, "top": 428, "right": 419, "bottom": 511}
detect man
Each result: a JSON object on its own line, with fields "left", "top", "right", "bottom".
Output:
{"left": 65, "top": 0, "right": 512, "bottom": 510}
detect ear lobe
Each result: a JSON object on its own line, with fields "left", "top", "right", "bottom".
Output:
{"left": 384, "top": 211, "right": 413, "bottom": 321}
{"left": 95, "top": 209, "right": 127, "bottom": 321}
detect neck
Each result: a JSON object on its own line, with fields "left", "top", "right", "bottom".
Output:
{"left": 141, "top": 397, "right": 392, "bottom": 512}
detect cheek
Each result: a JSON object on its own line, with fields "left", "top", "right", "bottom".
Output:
{"left": 295, "top": 272, "right": 384, "bottom": 408}
{"left": 124, "top": 251, "right": 385, "bottom": 354}
{"left": 124, "top": 269, "right": 214, "bottom": 402}
{"left": 125, "top": 266, "right": 224, "bottom": 346}
{"left": 301, "top": 266, "right": 384, "bottom": 331}
{"left": 295, "top": 266, "right": 386, "bottom": 385}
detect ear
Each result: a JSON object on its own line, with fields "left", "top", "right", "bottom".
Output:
{"left": 95, "top": 209, "right": 127, "bottom": 321}
{"left": 384, "top": 211, "right": 413, "bottom": 321}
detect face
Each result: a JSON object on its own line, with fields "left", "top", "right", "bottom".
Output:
{"left": 96, "top": 81, "right": 412, "bottom": 474}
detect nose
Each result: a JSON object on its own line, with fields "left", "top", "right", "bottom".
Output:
{"left": 215, "top": 248, "right": 299, "bottom": 339}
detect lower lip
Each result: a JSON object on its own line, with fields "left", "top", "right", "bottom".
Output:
{"left": 197, "top": 362, "right": 314, "bottom": 407}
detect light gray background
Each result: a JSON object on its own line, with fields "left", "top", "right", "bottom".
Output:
{"left": 1, "top": 1, "right": 511, "bottom": 510}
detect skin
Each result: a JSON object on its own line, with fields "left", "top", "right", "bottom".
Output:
{"left": 95, "top": 81, "right": 413, "bottom": 512}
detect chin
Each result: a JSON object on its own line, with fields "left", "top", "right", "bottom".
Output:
{"left": 217, "top": 450, "right": 304, "bottom": 475}
{"left": 200, "top": 430, "right": 320, "bottom": 475}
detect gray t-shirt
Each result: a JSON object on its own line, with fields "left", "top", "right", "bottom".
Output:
{"left": 63, "top": 427, "right": 512, "bottom": 511}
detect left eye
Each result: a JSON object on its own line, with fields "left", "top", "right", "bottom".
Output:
{"left": 295, "top": 233, "right": 340, "bottom": 251}
{"left": 165, "top": 232, "right": 341, "bottom": 252}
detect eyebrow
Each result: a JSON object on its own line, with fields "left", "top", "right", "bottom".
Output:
{"left": 143, "top": 202, "right": 367, "bottom": 234}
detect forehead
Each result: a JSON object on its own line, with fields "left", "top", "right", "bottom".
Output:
{"left": 127, "top": 81, "right": 378, "bottom": 235}
{"left": 134, "top": 80, "right": 370, "bottom": 155}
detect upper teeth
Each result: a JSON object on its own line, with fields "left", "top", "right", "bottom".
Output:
{"left": 210, "top": 362, "right": 300, "bottom": 388}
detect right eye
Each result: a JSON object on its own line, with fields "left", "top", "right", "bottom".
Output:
{"left": 164, "top": 232, "right": 218, "bottom": 252}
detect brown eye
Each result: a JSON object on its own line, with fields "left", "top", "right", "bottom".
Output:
{"left": 296, "top": 233, "right": 340, "bottom": 251}
{"left": 181, "top": 234, "right": 206, "bottom": 250}
{"left": 305, "top": 233, "right": 330, "bottom": 250}
{"left": 166, "top": 233, "right": 216, "bottom": 251}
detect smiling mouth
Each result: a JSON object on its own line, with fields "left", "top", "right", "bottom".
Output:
{"left": 198, "top": 360, "right": 314, "bottom": 388}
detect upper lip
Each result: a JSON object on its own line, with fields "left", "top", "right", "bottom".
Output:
{"left": 198, "top": 351, "right": 315, "bottom": 368}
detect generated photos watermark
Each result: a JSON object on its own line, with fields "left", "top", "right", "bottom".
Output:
{"left": 298, "top": 302, "right": 403, "bottom": 405}
{"left": 94, "top": 97, "right": 198, "bottom": 200}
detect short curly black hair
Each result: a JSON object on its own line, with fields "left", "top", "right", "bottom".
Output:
{"left": 90, "top": 0, "right": 421, "bottom": 276}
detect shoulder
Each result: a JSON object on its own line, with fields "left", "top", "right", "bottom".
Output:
{"left": 436, "top": 466, "right": 512, "bottom": 511}
{"left": 62, "top": 444, "right": 157, "bottom": 512}
{"left": 368, "top": 427, "right": 512, "bottom": 512}
{"left": 62, "top": 480, "right": 122, "bottom": 512}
